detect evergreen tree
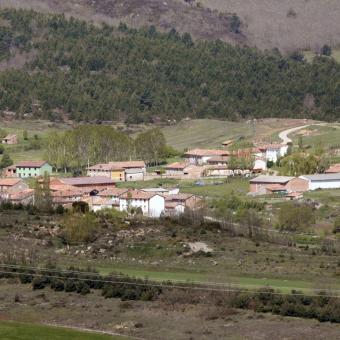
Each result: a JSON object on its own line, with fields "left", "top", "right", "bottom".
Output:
{"left": 0, "top": 152, "right": 13, "bottom": 169}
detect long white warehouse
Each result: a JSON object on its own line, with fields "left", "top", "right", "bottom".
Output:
{"left": 299, "top": 174, "right": 340, "bottom": 190}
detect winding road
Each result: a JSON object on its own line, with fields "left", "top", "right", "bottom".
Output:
{"left": 278, "top": 124, "right": 310, "bottom": 144}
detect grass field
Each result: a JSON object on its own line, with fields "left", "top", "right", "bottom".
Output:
{"left": 290, "top": 123, "right": 340, "bottom": 152}
{"left": 118, "top": 177, "right": 249, "bottom": 199}
{"left": 0, "top": 321, "right": 126, "bottom": 340}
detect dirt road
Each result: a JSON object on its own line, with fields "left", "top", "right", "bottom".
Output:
{"left": 278, "top": 124, "right": 310, "bottom": 144}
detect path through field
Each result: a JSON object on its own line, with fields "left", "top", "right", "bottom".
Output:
{"left": 278, "top": 124, "right": 310, "bottom": 144}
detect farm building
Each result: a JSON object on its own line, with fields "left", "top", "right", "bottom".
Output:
{"left": 249, "top": 175, "right": 309, "bottom": 195}
{"left": 15, "top": 161, "right": 52, "bottom": 178}
{"left": 2, "top": 134, "right": 17, "bottom": 145}
{"left": 184, "top": 149, "right": 229, "bottom": 165}
{"left": 119, "top": 190, "right": 165, "bottom": 217}
{"left": 52, "top": 176, "right": 115, "bottom": 191}
{"left": 164, "top": 162, "right": 188, "bottom": 176}
{"left": 87, "top": 161, "right": 146, "bottom": 182}
{"left": 165, "top": 193, "right": 202, "bottom": 210}
{"left": 299, "top": 174, "right": 340, "bottom": 190}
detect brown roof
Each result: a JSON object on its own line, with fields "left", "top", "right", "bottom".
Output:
{"left": 98, "top": 188, "right": 129, "bottom": 197}
{"left": 0, "top": 178, "right": 22, "bottom": 186}
{"left": 9, "top": 189, "right": 34, "bottom": 200}
{"left": 207, "top": 156, "right": 229, "bottom": 163}
{"left": 16, "top": 160, "right": 48, "bottom": 168}
{"left": 120, "top": 190, "right": 158, "bottom": 200}
{"left": 109, "top": 161, "right": 146, "bottom": 169}
{"left": 60, "top": 176, "right": 115, "bottom": 186}
{"left": 257, "top": 144, "right": 282, "bottom": 151}
{"left": 165, "top": 201, "right": 185, "bottom": 209}
{"left": 184, "top": 149, "right": 229, "bottom": 157}
{"left": 87, "top": 163, "right": 121, "bottom": 171}
{"left": 3, "top": 134, "right": 16, "bottom": 139}
{"left": 165, "top": 193, "right": 194, "bottom": 201}
{"left": 325, "top": 164, "right": 340, "bottom": 174}
{"left": 165, "top": 162, "right": 188, "bottom": 170}
{"left": 51, "top": 188, "right": 83, "bottom": 198}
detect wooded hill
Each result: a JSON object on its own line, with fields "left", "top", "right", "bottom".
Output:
{"left": 0, "top": 9, "right": 340, "bottom": 123}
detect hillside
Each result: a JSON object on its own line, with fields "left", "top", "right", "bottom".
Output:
{"left": 2, "top": 0, "right": 340, "bottom": 51}
{"left": 1, "top": 9, "right": 340, "bottom": 123}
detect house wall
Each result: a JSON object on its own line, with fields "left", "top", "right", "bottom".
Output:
{"left": 286, "top": 178, "right": 309, "bottom": 192}
{"left": 0, "top": 181, "right": 28, "bottom": 195}
{"left": 17, "top": 163, "right": 52, "bottom": 178}
{"left": 250, "top": 182, "right": 285, "bottom": 194}
{"left": 148, "top": 195, "right": 165, "bottom": 217}
{"left": 111, "top": 170, "right": 125, "bottom": 182}
{"left": 87, "top": 169, "right": 111, "bottom": 178}
{"left": 125, "top": 171, "right": 144, "bottom": 182}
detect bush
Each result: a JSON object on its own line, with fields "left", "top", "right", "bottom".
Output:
{"left": 32, "top": 276, "right": 49, "bottom": 290}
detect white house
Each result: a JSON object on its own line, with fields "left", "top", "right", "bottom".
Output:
{"left": 253, "top": 158, "right": 267, "bottom": 172}
{"left": 258, "top": 144, "right": 288, "bottom": 163}
{"left": 119, "top": 190, "right": 165, "bottom": 217}
{"left": 299, "top": 174, "right": 340, "bottom": 190}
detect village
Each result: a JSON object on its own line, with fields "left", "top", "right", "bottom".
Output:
{"left": 1, "top": 125, "right": 340, "bottom": 218}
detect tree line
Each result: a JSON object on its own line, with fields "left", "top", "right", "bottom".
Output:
{"left": 45, "top": 125, "right": 173, "bottom": 172}
{"left": 0, "top": 9, "right": 340, "bottom": 123}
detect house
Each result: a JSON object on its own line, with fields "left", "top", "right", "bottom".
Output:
{"left": 87, "top": 161, "right": 146, "bottom": 182}
{"left": 86, "top": 196, "right": 115, "bottom": 212}
{"left": 184, "top": 149, "right": 229, "bottom": 165}
{"left": 87, "top": 163, "right": 124, "bottom": 181}
{"left": 2, "top": 134, "right": 17, "bottom": 145}
{"left": 325, "top": 164, "right": 340, "bottom": 174}
{"left": 0, "top": 178, "right": 29, "bottom": 196}
{"left": 3, "top": 165, "right": 17, "bottom": 177}
{"left": 52, "top": 176, "right": 115, "bottom": 191}
{"left": 15, "top": 161, "right": 52, "bottom": 178}
{"left": 164, "top": 201, "right": 186, "bottom": 216}
{"left": 164, "top": 162, "right": 204, "bottom": 179}
{"left": 8, "top": 189, "right": 34, "bottom": 205}
{"left": 253, "top": 158, "right": 267, "bottom": 172}
{"left": 299, "top": 174, "right": 340, "bottom": 190}
{"left": 249, "top": 175, "right": 309, "bottom": 195}
{"left": 51, "top": 187, "right": 83, "bottom": 207}
{"left": 165, "top": 193, "right": 201, "bottom": 210}
{"left": 207, "top": 156, "right": 229, "bottom": 166}
{"left": 205, "top": 165, "right": 233, "bottom": 177}
{"left": 257, "top": 144, "right": 289, "bottom": 163}
{"left": 119, "top": 190, "right": 165, "bottom": 217}
{"left": 97, "top": 187, "right": 129, "bottom": 207}
{"left": 124, "top": 168, "right": 145, "bottom": 182}
{"left": 164, "top": 162, "right": 189, "bottom": 176}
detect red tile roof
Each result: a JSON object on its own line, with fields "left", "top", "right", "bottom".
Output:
{"left": 325, "top": 164, "right": 340, "bottom": 174}
{"left": 165, "top": 193, "right": 194, "bottom": 201}
{"left": 98, "top": 188, "right": 129, "bottom": 197}
{"left": 0, "top": 178, "right": 22, "bottom": 186}
{"left": 120, "top": 190, "right": 158, "bottom": 200}
{"left": 165, "top": 162, "right": 188, "bottom": 170}
{"left": 15, "top": 161, "right": 48, "bottom": 168}
{"left": 60, "top": 176, "right": 115, "bottom": 186}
